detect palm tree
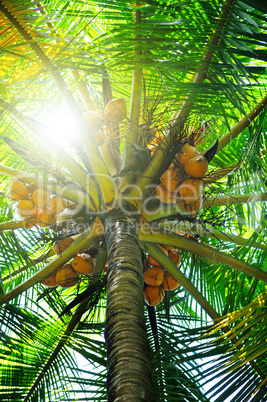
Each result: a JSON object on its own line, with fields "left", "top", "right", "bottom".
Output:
{"left": 0, "top": 0, "right": 266, "bottom": 401}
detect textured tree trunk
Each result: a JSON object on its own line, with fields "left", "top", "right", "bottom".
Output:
{"left": 104, "top": 210, "right": 155, "bottom": 401}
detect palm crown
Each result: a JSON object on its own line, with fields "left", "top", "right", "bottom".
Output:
{"left": 0, "top": 0, "right": 267, "bottom": 401}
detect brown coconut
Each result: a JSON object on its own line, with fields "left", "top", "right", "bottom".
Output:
{"left": 56, "top": 264, "right": 79, "bottom": 288}
{"left": 144, "top": 285, "right": 165, "bottom": 307}
{"left": 162, "top": 272, "right": 180, "bottom": 291}
{"left": 143, "top": 266, "right": 164, "bottom": 287}
{"left": 53, "top": 237, "right": 75, "bottom": 255}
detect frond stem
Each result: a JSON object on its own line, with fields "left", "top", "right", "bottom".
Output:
{"left": 161, "top": 221, "right": 266, "bottom": 251}
{"left": 139, "top": 224, "right": 267, "bottom": 282}
{"left": 120, "top": 7, "right": 143, "bottom": 188}
{"left": 217, "top": 93, "right": 267, "bottom": 152}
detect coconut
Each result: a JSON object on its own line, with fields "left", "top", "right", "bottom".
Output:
{"left": 184, "top": 156, "right": 208, "bottom": 178}
{"left": 162, "top": 272, "right": 180, "bottom": 291}
{"left": 160, "top": 165, "right": 186, "bottom": 193}
{"left": 49, "top": 196, "right": 67, "bottom": 215}
{"left": 148, "top": 245, "right": 168, "bottom": 267}
{"left": 72, "top": 254, "right": 94, "bottom": 275}
{"left": 144, "top": 285, "right": 165, "bottom": 306}
{"left": 178, "top": 179, "right": 203, "bottom": 202}
{"left": 40, "top": 270, "right": 58, "bottom": 287}
{"left": 32, "top": 188, "right": 50, "bottom": 208}
{"left": 176, "top": 143, "right": 199, "bottom": 167}
{"left": 8, "top": 179, "right": 30, "bottom": 201}
{"left": 53, "top": 237, "right": 75, "bottom": 255}
{"left": 143, "top": 266, "right": 164, "bottom": 286}
{"left": 36, "top": 207, "right": 56, "bottom": 227}
{"left": 56, "top": 264, "right": 79, "bottom": 288}
{"left": 104, "top": 98, "right": 127, "bottom": 124}
{"left": 83, "top": 111, "right": 103, "bottom": 134}
{"left": 16, "top": 199, "right": 36, "bottom": 218}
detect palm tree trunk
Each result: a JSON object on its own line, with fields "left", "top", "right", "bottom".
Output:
{"left": 104, "top": 210, "right": 155, "bottom": 401}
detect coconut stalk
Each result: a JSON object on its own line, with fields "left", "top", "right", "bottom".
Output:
{"left": 161, "top": 221, "right": 266, "bottom": 251}
{"left": 216, "top": 93, "right": 267, "bottom": 152}
{"left": 203, "top": 192, "right": 267, "bottom": 209}
{"left": 141, "top": 191, "right": 267, "bottom": 222}
{"left": 0, "top": 3, "right": 113, "bottom": 205}
{"left": 101, "top": 72, "right": 122, "bottom": 176}
{"left": 71, "top": 68, "right": 96, "bottom": 111}
{"left": 104, "top": 210, "right": 155, "bottom": 401}
{"left": 0, "top": 217, "right": 104, "bottom": 304}
{"left": 120, "top": 5, "right": 143, "bottom": 189}
{"left": 102, "top": 69, "right": 113, "bottom": 106}
{"left": 0, "top": 220, "right": 26, "bottom": 230}
{"left": 139, "top": 224, "right": 267, "bottom": 283}
{"left": 126, "top": 0, "right": 236, "bottom": 202}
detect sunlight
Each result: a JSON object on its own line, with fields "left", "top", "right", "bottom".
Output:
{"left": 45, "top": 105, "right": 77, "bottom": 143}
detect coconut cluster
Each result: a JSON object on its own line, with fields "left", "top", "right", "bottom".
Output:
{"left": 154, "top": 143, "right": 208, "bottom": 217}
{"left": 41, "top": 237, "right": 94, "bottom": 288}
{"left": 8, "top": 179, "right": 68, "bottom": 229}
{"left": 143, "top": 244, "right": 181, "bottom": 307}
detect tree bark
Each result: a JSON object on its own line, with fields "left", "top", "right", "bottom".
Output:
{"left": 105, "top": 210, "right": 155, "bottom": 401}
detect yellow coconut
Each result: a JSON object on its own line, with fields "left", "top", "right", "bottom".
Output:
{"left": 40, "top": 270, "right": 58, "bottom": 287}
{"left": 24, "top": 215, "right": 41, "bottom": 229}
{"left": 176, "top": 143, "right": 199, "bottom": 167}
{"left": 49, "top": 196, "right": 67, "bottom": 215}
{"left": 16, "top": 199, "right": 36, "bottom": 218}
{"left": 179, "top": 194, "right": 203, "bottom": 217}
{"left": 162, "top": 272, "right": 180, "bottom": 291}
{"left": 83, "top": 111, "right": 103, "bottom": 134}
{"left": 178, "top": 179, "right": 203, "bottom": 202}
{"left": 27, "top": 183, "right": 38, "bottom": 196}
{"left": 160, "top": 165, "right": 185, "bottom": 193}
{"left": 168, "top": 249, "right": 181, "bottom": 266}
{"left": 72, "top": 254, "right": 94, "bottom": 275}
{"left": 8, "top": 179, "right": 30, "bottom": 201}
{"left": 160, "top": 244, "right": 173, "bottom": 251}
{"left": 104, "top": 98, "right": 127, "bottom": 124}
{"left": 36, "top": 207, "right": 56, "bottom": 228}
{"left": 184, "top": 156, "right": 208, "bottom": 178}
{"left": 32, "top": 188, "right": 50, "bottom": 208}
{"left": 148, "top": 245, "right": 168, "bottom": 267}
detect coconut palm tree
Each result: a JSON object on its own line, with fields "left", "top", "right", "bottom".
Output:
{"left": 0, "top": 0, "right": 266, "bottom": 401}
